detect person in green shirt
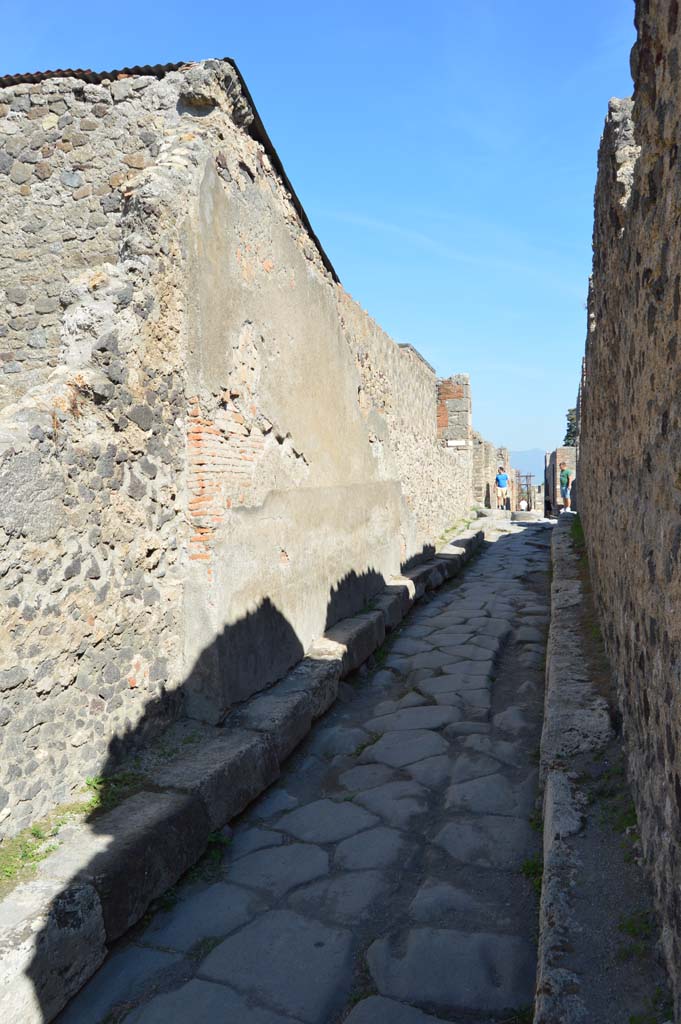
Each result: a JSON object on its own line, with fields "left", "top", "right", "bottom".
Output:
{"left": 559, "top": 462, "right": 574, "bottom": 512}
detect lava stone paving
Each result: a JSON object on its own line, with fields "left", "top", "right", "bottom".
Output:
{"left": 57, "top": 521, "right": 552, "bottom": 1024}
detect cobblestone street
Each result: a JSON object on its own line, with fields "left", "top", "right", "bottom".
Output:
{"left": 58, "top": 520, "right": 553, "bottom": 1024}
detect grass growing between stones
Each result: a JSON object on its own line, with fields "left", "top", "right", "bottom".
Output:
{"left": 83, "top": 771, "right": 146, "bottom": 814}
{"left": 0, "top": 771, "right": 149, "bottom": 898}
{"left": 529, "top": 808, "right": 543, "bottom": 832}
{"left": 521, "top": 855, "right": 543, "bottom": 896}
{"left": 499, "top": 1007, "right": 533, "bottom": 1024}
{"left": 585, "top": 753, "right": 640, "bottom": 837}
{"left": 437, "top": 509, "right": 478, "bottom": 546}
{"left": 616, "top": 910, "right": 655, "bottom": 963}
{"left": 188, "top": 935, "right": 223, "bottom": 961}
{"left": 373, "top": 643, "right": 388, "bottom": 666}
{"left": 345, "top": 986, "right": 378, "bottom": 1010}
{"left": 353, "top": 732, "right": 380, "bottom": 756}
{"left": 628, "top": 985, "right": 674, "bottom": 1024}
{"left": 185, "top": 830, "right": 232, "bottom": 883}
{"left": 0, "top": 824, "right": 61, "bottom": 897}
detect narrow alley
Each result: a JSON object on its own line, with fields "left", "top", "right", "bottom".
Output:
{"left": 59, "top": 520, "right": 553, "bottom": 1024}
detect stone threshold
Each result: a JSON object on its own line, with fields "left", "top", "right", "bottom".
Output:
{"left": 0, "top": 525, "right": 489, "bottom": 1023}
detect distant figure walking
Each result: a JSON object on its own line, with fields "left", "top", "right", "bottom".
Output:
{"left": 559, "top": 461, "right": 574, "bottom": 512}
{"left": 519, "top": 498, "right": 528, "bottom": 512}
{"left": 495, "top": 466, "right": 509, "bottom": 510}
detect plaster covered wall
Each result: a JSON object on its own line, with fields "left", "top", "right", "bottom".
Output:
{"left": 578, "top": 2, "right": 681, "bottom": 1006}
{"left": 0, "top": 60, "right": 503, "bottom": 838}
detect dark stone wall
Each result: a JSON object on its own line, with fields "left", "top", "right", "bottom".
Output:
{"left": 579, "top": 4, "right": 681, "bottom": 1007}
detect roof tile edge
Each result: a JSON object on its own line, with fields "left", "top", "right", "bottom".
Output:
{"left": 0, "top": 58, "right": 339, "bottom": 283}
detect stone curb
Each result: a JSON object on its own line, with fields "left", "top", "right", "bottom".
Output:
{"left": 0, "top": 526, "right": 487, "bottom": 1023}
{"left": 534, "top": 516, "right": 613, "bottom": 1024}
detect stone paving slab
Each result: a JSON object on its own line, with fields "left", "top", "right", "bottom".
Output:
{"left": 250, "top": 789, "right": 298, "bottom": 819}
{"left": 306, "top": 726, "right": 369, "bottom": 759}
{"left": 445, "top": 772, "right": 534, "bottom": 816}
{"left": 406, "top": 754, "right": 451, "bottom": 788}
{"left": 198, "top": 910, "right": 353, "bottom": 1023}
{"left": 434, "top": 815, "right": 533, "bottom": 870}
{"left": 455, "top": 689, "right": 492, "bottom": 711}
{"left": 48, "top": 520, "right": 552, "bottom": 1024}
{"left": 417, "top": 675, "right": 482, "bottom": 696}
{"left": 449, "top": 752, "right": 502, "bottom": 783}
{"left": 229, "top": 827, "right": 284, "bottom": 860}
{"left": 462, "top": 734, "right": 525, "bottom": 766}
{"left": 58, "top": 946, "right": 184, "bottom": 1024}
{"left": 287, "top": 870, "right": 391, "bottom": 923}
{"left": 338, "top": 764, "right": 395, "bottom": 792}
{"left": 275, "top": 799, "right": 378, "bottom": 843}
{"left": 333, "top": 826, "right": 411, "bottom": 870}
{"left": 140, "top": 881, "right": 265, "bottom": 952}
{"left": 226, "top": 844, "right": 328, "bottom": 898}
{"left": 127, "top": 979, "right": 300, "bottom": 1024}
{"left": 359, "top": 730, "right": 449, "bottom": 768}
{"left": 344, "top": 995, "right": 451, "bottom": 1023}
{"left": 365, "top": 707, "right": 459, "bottom": 733}
{"left": 409, "top": 879, "right": 485, "bottom": 922}
{"left": 367, "top": 928, "right": 536, "bottom": 1012}
{"left": 354, "top": 780, "right": 431, "bottom": 829}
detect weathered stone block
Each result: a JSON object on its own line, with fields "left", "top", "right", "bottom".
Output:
{"left": 325, "top": 610, "right": 386, "bottom": 676}
{"left": 0, "top": 878, "right": 106, "bottom": 1023}
{"left": 433, "top": 552, "right": 462, "bottom": 579}
{"left": 372, "top": 583, "right": 412, "bottom": 631}
{"left": 37, "top": 791, "right": 211, "bottom": 941}
{"left": 402, "top": 564, "right": 434, "bottom": 600}
{"left": 276, "top": 652, "right": 342, "bottom": 720}
{"left": 151, "top": 729, "right": 280, "bottom": 830}
{"left": 426, "top": 563, "right": 447, "bottom": 589}
{"left": 234, "top": 689, "right": 313, "bottom": 763}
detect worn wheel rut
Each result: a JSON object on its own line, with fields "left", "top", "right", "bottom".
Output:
{"left": 57, "top": 520, "right": 553, "bottom": 1024}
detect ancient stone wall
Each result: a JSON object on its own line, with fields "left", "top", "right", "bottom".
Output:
{"left": 579, "top": 2, "right": 681, "bottom": 1006}
{"left": 544, "top": 446, "right": 576, "bottom": 514}
{"left": 339, "top": 305, "right": 474, "bottom": 558}
{"left": 469, "top": 439, "right": 515, "bottom": 511}
{"left": 0, "top": 60, "right": 509, "bottom": 837}
{"left": 471, "top": 431, "right": 499, "bottom": 507}
{"left": 0, "top": 68, "right": 198, "bottom": 836}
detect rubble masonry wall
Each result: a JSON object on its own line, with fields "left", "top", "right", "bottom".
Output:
{"left": 0, "top": 61, "right": 496, "bottom": 837}
{"left": 579, "top": 2, "right": 681, "bottom": 1005}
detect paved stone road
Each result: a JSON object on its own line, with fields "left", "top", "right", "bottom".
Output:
{"left": 58, "top": 521, "right": 552, "bottom": 1024}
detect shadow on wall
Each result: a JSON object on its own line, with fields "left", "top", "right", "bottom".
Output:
{"left": 185, "top": 597, "right": 306, "bottom": 719}
{"left": 25, "top": 566, "right": 388, "bottom": 1022}
{"left": 484, "top": 483, "right": 491, "bottom": 509}
{"left": 400, "top": 544, "right": 436, "bottom": 573}
{"left": 325, "top": 568, "right": 386, "bottom": 630}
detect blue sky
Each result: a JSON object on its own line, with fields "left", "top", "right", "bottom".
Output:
{"left": 1, "top": 1, "right": 636, "bottom": 450}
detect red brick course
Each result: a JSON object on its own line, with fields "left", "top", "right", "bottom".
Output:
{"left": 187, "top": 396, "right": 265, "bottom": 577}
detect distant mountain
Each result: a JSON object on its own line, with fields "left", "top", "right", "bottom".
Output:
{"left": 510, "top": 449, "right": 546, "bottom": 482}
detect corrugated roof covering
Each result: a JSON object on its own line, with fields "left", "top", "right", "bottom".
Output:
{"left": 0, "top": 61, "right": 190, "bottom": 87}
{"left": 0, "top": 59, "right": 339, "bottom": 282}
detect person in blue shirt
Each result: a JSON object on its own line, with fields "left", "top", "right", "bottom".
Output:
{"left": 495, "top": 466, "right": 509, "bottom": 510}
